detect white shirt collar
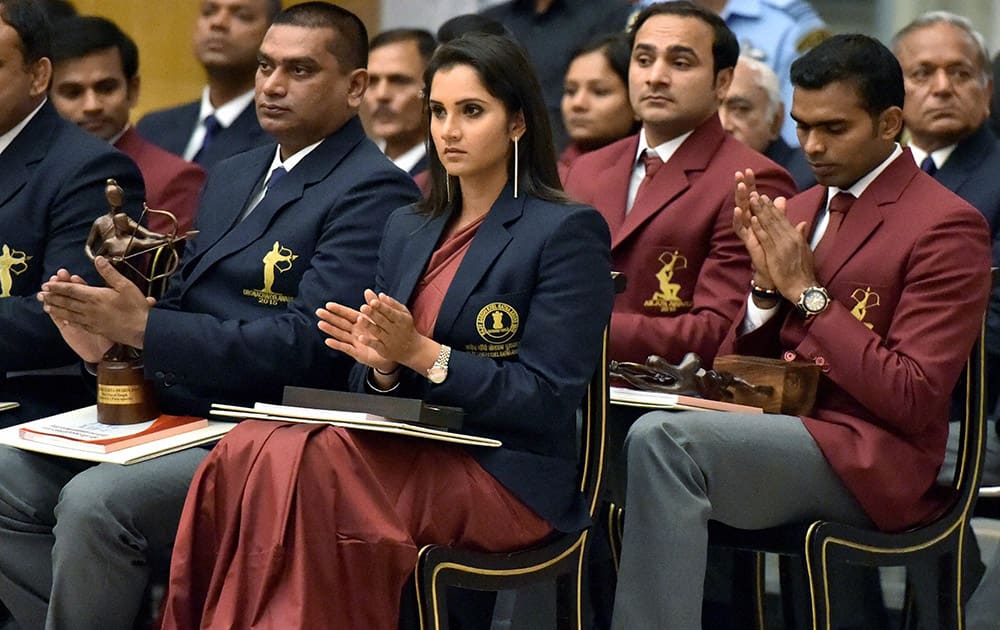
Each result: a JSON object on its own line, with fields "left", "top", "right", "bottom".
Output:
{"left": 264, "top": 139, "right": 324, "bottom": 183}
{"left": 0, "top": 99, "right": 46, "bottom": 157}
{"left": 826, "top": 144, "right": 904, "bottom": 206}
{"left": 108, "top": 123, "right": 130, "bottom": 146}
{"left": 907, "top": 142, "right": 957, "bottom": 173}
{"left": 197, "top": 87, "right": 255, "bottom": 128}
{"left": 380, "top": 141, "right": 426, "bottom": 174}
{"left": 634, "top": 127, "right": 694, "bottom": 166}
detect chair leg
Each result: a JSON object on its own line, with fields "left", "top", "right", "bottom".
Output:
{"left": 804, "top": 546, "right": 833, "bottom": 630}
{"left": 937, "top": 549, "right": 963, "bottom": 630}
{"left": 416, "top": 570, "right": 450, "bottom": 630}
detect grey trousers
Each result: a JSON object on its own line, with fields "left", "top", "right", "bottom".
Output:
{"left": 0, "top": 445, "right": 208, "bottom": 630}
{"left": 611, "top": 410, "right": 871, "bottom": 629}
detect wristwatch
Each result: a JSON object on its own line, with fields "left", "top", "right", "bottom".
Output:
{"left": 795, "top": 286, "right": 831, "bottom": 317}
{"left": 426, "top": 344, "right": 452, "bottom": 384}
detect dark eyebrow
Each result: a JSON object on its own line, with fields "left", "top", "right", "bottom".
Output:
{"left": 633, "top": 43, "right": 698, "bottom": 58}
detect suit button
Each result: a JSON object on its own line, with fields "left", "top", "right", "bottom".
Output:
{"left": 814, "top": 356, "right": 830, "bottom": 373}
{"left": 154, "top": 371, "right": 165, "bottom": 380}
{"left": 783, "top": 351, "right": 796, "bottom": 362}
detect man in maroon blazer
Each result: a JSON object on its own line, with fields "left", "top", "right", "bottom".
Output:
{"left": 49, "top": 16, "right": 205, "bottom": 235}
{"left": 563, "top": 2, "right": 795, "bottom": 367}
{"left": 612, "top": 33, "right": 992, "bottom": 629}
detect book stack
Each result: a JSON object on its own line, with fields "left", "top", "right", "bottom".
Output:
{"left": 0, "top": 406, "right": 234, "bottom": 464}
{"left": 610, "top": 386, "right": 763, "bottom": 414}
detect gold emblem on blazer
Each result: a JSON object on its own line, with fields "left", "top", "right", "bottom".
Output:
{"left": 850, "top": 286, "right": 880, "bottom": 329}
{"left": 476, "top": 302, "right": 519, "bottom": 344}
{"left": 644, "top": 250, "right": 692, "bottom": 313}
{"left": 0, "top": 244, "right": 31, "bottom": 298}
{"left": 242, "top": 241, "right": 298, "bottom": 306}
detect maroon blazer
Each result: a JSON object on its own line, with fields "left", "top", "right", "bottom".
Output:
{"left": 563, "top": 115, "right": 796, "bottom": 364}
{"left": 719, "top": 151, "right": 992, "bottom": 531}
{"left": 115, "top": 126, "right": 205, "bottom": 234}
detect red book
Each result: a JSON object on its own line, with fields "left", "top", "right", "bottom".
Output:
{"left": 19, "top": 414, "right": 208, "bottom": 453}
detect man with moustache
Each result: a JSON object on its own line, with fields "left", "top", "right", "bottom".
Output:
{"left": 893, "top": 13, "right": 1000, "bottom": 629}
{"left": 612, "top": 34, "right": 991, "bottom": 629}
{"left": 137, "top": 0, "right": 279, "bottom": 168}
{"left": 363, "top": 28, "right": 435, "bottom": 179}
{"left": 0, "top": 3, "right": 418, "bottom": 628}
{"left": 49, "top": 16, "right": 205, "bottom": 235}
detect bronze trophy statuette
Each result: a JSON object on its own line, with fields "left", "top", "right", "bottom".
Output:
{"left": 87, "top": 179, "right": 197, "bottom": 425}
{"left": 610, "top": 352, "right": 821, "bottom": 416}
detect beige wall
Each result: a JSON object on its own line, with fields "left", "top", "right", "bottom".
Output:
{"left": 69, "top": 1, "right": 381, "bottom": 118}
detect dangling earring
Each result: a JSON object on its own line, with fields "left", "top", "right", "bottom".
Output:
{"left": 446, "top": 173, "right": 452, "bottom": 202}
{"left": 512, "top": 135, "right": 520, "bottom": 199}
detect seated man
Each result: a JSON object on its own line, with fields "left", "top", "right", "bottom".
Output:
{"left": 136, "top": 0, "right": 278, "bottom": 168}
{"left": 0, "top": 4, "right": 418, "bottom": 629}
{"left": 721, "top": 55, "right": 815, "bottom": 191}
{"left": 49, "top": 15, "right": 206, "bottom": 235}
{"left": 362, "top": 28, "right": 435, "bottom": 179}
{"left": 612, "top": 34, "right": 992, "bottom": 629}
{"left": 0, "top": 0, "right": 144, "bottom": 426}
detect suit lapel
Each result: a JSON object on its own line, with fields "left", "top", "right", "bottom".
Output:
{"left": 180, "top": 117, "right": 367, "bottom": 291}
{"left": 935, "top": 125, "right": 992, "bottom": 193}
{"left": 0, "top": 102, "right": 57, "bottom": 207}
{"left": 814, "top": 154, "right": 915, "bottom": 282}
{"left": 392, "top": 211, "right": 448, "bottom": 302}
{"left": 612, "top": 116, "right": 725, "bottom": 250}
{"left": 433, "top": 185, "right": 522, "bottom": 339}
{"left": 594, "top": 136, "right": 639, "bottom": 238}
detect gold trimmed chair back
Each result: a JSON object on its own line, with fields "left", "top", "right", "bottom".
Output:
{"left": 413, "top": 322, "right": 611, "bottom": 630}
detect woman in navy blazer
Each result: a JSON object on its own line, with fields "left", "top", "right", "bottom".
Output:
{"left": 164, "top": 34, "right": 613, "bottom": 629}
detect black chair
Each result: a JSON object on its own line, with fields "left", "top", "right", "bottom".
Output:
{"left": 606, "top": 302, "right": 991, "bottom": 630}
{"left": 707, "top": 308, "right": 989, "bottom": 630}
{"left": 413, "top": 324, "right": 611, "bottom": 630}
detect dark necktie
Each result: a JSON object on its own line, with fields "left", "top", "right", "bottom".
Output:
{"left": 629, "top": 151, "right": 664, "bottom": 212}
{"left": 920, "top": 155, "right": 938, "bottom": 177}
{"left": 265, "top": 166, "right": 287, "bottom": 193}
{"left": 193, "top": 114, "right": 222, "bottom": 164}
{"left": 812, "top": 191, "right": 855, "bottom": 266}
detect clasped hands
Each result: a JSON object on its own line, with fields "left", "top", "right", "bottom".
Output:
{"left": 733, "top": 169, "right": 817, "bottom": 306}
{"left": 317, "top": 289, "right": 439, "bottom": 383}
{"left": 37, "top": 256, "right": 154, "bottom": 363}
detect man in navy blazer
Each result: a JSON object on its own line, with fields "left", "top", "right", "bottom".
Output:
{"left": 894, "top": 12, "right": 1000, "bottom": 629}
{"left": 0, "top": 5, "right": 419, "bottom": 629}
{"left": 136, "top": 0, "right": 279, "bottom": 169}
{"left": 0, "top": 0, "right": 144, "bottom": 426}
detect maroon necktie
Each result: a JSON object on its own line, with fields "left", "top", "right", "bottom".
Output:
{"left": 629, "top": 151, "right": 664, "bottom": 212}
{"left": 812, "top": 191, "right": 855, "bottom": 265}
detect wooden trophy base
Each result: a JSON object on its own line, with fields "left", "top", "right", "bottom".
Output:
{"left": 712, "top": 354, "right": 821, "bottom": 415}
{"left": 96, "top": 346, "right": 159, "bottom": 425}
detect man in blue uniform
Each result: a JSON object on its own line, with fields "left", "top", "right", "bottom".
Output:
{"left": 0, "top": 4, "right": 419, "bottom": 629}
{"left": 638, "top": 0, "right": 830, "bottom": 146}
{"left": 0, "top": 0, "right": 144, "bottom": 426}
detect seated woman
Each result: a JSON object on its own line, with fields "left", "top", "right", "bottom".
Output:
{"left": 559, "top": 32, "right": 639, "bottom": 178}
{"left": 160, "top": 34, "right": 614, "bottom": 630}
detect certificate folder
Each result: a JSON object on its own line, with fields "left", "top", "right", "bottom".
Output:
{"left": 281, "top": 386, "right": 465, "bottom": 430}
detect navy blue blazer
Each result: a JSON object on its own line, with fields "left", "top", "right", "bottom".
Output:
{"left": 144, "top": 117, "right": 419, "bottom": 416}
{"left": 352, "top": 186, "right": 614, "bottom": 531}
{"left": 136, "top": 99, "right": 269, "bottom": 170}
{"left": 0, "top": 101, "right": 144, "bottom": 374}
{"left": 932, "top": 125, "right": 1000, "bottom": 386}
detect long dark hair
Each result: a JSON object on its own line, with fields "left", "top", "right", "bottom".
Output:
{"left": 418, "top": 34, "right": 567, "bottom": 216}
